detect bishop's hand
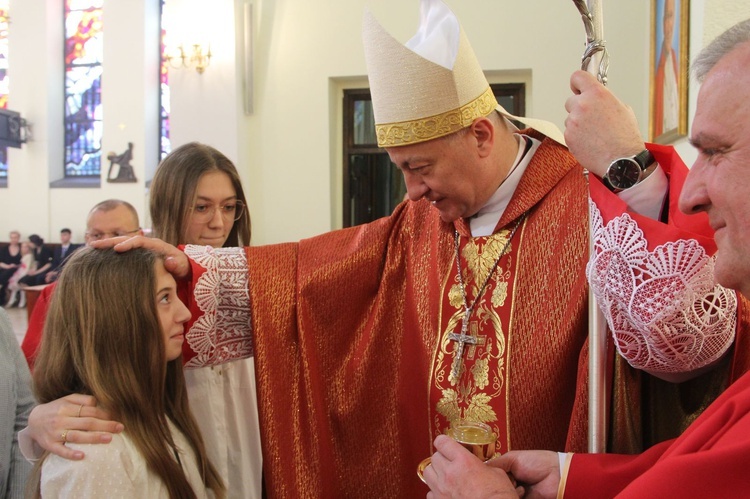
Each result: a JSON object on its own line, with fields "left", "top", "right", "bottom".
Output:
{"left": 89, "top": 235, "right": 190, "bottom": 279}
{"left": 425, "top": 435, "right": 522, "bottom": 499}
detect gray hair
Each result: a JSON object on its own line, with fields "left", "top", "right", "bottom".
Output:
{"left": 692, "top": 18, "right": 750, "bottom": 82}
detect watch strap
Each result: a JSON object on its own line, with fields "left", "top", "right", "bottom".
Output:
{"left": 601, "top": 174, "right": 621, "bottom": 193}
{"left": 634, "top": 149, "right": 655, "bottom": 170}
{"left": 601, "top": 148, "right": 655, "bottom": 193}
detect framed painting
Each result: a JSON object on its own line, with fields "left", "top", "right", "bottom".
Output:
{"left": 649, "top": 0, "right": 689, "bottom": 143}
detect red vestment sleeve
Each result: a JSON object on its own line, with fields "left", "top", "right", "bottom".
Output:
{"left": 21, "top": 282, "right": 57, "bottom": 370}
{"left": 564, "top": 371, "right": 750, "bottom": 498}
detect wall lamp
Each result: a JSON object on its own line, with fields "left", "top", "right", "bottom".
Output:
{"left": 165, "top": 43, "right": 212, "bottom": 74}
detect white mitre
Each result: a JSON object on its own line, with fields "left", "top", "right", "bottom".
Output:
{"left": 362, "top": 0, "right": 565, "bottom": 147}
{"left": 362, "top": 0, "right": 498, "bottom": 147}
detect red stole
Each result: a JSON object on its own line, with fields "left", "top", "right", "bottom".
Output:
{"left": 430, "top": 220, "right": 525, "bottom": 453}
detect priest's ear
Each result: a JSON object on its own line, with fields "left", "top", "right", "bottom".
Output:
{"left": 469, "top": 116, "right": 495, "bottom": 158}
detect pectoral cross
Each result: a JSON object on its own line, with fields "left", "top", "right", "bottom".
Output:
{"left": 448, "top": 308, "right": 477, "bottom": 383}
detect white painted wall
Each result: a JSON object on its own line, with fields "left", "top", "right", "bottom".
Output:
{"left": 1, "top": 1, "right": 748, "bottom": 246}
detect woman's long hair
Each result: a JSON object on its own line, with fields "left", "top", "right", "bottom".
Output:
{"left": 28, "top": 247, "right": 225, "bottom": 498}
{"left": 150, "top": 142, "right": 251, "bottom": 247}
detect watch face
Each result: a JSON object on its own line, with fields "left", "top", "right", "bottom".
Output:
{"left": 606, "top": 159, "right": 641, "bottom": 190}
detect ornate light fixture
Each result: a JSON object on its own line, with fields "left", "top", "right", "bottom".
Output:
{"left": 165, "top": 43, "right": 212, "bottom": 74}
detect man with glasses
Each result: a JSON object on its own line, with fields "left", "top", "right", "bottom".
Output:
{"left": 20, "top": 199, "right": 143, "bottom": 369}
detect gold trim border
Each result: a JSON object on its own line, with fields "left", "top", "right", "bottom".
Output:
{"left": 376, "top": 87, "right": 499, "bottom": 148}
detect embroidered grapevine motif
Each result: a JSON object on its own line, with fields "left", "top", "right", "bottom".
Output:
{"left": 587, "top": 201, "right": 736, "bottom": 373}
{"left": 436, "top": 231, "right": 512, "bottom": 427}
{"left": 184, "top": 245, "right": 253, "bottom": 368}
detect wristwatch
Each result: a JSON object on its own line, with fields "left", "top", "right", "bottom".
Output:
{"left": 602, "top": 149, "right": 656, "bottom": 192}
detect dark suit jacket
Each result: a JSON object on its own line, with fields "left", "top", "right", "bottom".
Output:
{"left": 51, "top": 243, "right": 81, "bottom": 271}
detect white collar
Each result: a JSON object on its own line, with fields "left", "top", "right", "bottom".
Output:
{"left": 469, "top": 134, "right": 541, "bottom": 237}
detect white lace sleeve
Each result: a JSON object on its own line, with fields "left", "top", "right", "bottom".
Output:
{"left": 183, "top": 245, "right": 253, "bottom": 368}
{"left": 587, "top": 201, "right": 736, "bottom": 375}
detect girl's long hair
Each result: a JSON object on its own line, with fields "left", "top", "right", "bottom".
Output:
{"left": 150, "top": 142, "right": 251, "bottom": 247}
{"left": 28, "top": 247, "right": 225, "bottom": 498}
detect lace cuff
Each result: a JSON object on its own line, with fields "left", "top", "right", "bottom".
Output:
{"left": 587, "top": 201, "right": 736, "bottom": 374}
{"left": 183, "top": 245, "right": 253, "bottom": 368}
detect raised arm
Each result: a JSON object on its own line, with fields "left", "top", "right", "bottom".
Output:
{"left": 565, "top": 70, "right": 647, "bottom": 174}
{"left": 566, "top": 70, "right": 736, "bottom": 381}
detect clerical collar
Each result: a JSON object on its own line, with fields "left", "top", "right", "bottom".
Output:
{"left": 469, "top": 134, "right": 540, "bottom": 237}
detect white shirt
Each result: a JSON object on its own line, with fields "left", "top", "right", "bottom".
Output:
{"left": 41, "top": 419, "right": 212, "bottom": 498}
{"left": 185, "top": 358, "right": 263, "bottom": 499}
{"left": 470, "top": 134, "right": 668, "bottom": 237}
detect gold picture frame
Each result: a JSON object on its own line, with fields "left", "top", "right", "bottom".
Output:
{"left": 649, "top": 0, "right": 690, "bottom": 143}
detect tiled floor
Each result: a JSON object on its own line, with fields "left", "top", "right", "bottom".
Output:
{"left": 3, "top": 305, "right": 28, "bottom": 345}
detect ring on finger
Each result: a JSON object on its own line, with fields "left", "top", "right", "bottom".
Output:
{"left": 61, "top": 430, "right": 68, "bottom": 443}
{"left": 77, "top": 404, "right": 84, "bottom": 418}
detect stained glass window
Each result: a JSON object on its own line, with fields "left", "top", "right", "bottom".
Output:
{"left": 64, "top": 0, "right": 103, "bottom": 177}
{"left": 0, "top": 1, "right": 9, "bottom": 180}
{"left": 160, "top": 0, "right": 171, "bottom": 161}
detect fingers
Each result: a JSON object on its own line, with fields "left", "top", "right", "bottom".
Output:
{"left": 68, "top": 416, "right": 124, "bottom": 434}
{"left": 27, "top": 395, "right": 124, "bottom": 459}
{"left": 46, "top": 428, "right": 120, "bottom": 461}
{"left": 163, "top": 255, "right": 190, "bottom": 279}
{"left": 61, "top": 393, "right": 98, "bottom": 408}
{"left": 88, "top": 235, "right": 132, "bottom": 249}
{"left": 569, "top": 70, "right": 598, "bottom": 95}
{"left": 90, "top": 236, "right": 190, "bottom": 278}
{"left": 43, "top": 441, "right": 86, "bottom": 461}
{"left": 433, "top": 434, "right": 471, "bottom": 461}
{"left": 63, "top": 429, "right": 118, "bottom": 445}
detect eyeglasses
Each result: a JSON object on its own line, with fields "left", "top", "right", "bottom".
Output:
{"left": 190, "top": 200, "right": 244, "bottom": 224}
{"left": 85, "top": 228, "right": 141, "bottom": 241}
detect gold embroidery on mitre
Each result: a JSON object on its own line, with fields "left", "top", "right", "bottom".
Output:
{"left": 376, "top": 87, "right": 498, "bottom": 147}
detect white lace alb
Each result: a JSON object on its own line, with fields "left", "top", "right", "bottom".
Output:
{"left": 587, "top": 201, "right": 736, "bottom": 374}
{"left": 183, "top": 245, "right": 253, "bottom": 368}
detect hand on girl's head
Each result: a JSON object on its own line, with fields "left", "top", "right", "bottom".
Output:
{"left": 89, "top": 236, "right": 191, "bottom": 279}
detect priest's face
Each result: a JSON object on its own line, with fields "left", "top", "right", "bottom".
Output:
{"left": 679, "top": 42, "right": 750, "bottom": 298}
{"left": 387, "top": 122, "right": 497, "bottom": 223}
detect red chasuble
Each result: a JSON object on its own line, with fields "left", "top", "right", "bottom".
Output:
{"left": 252, "top": 133, "right": 590, "bottom": 498}
{"left": 179, "top": 132, "right": 747, "bottom": 498}
{"left": 563, "top": 348, "right": 750, "bottom": 498}
{"left": 181, "top": 132, "right": 590, "bottom": 498}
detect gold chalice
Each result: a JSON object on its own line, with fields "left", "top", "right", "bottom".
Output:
{"left": 417, "top": 420, "right": 497, "bottom": 483}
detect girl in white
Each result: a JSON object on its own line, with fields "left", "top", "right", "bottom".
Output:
{"left": 28, "top": 247, "right": 225, "bottom": 498}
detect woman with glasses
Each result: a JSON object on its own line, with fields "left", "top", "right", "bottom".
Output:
{"left": 148, "top": 142, "right": 259, "bottom": 499}
{"left": 150, "top": 142, "right": 251, "bottom": 249}
{"left": 24, "top": 143, "right": 260, "bottom": 498}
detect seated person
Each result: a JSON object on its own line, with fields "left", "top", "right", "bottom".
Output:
{"left": 0, "top": 230, "right": 22, "bottom": 306}
{"left": 5, "top": 241, "right": 35, "bottom": 308}
{"left": 17, "top": 235, "right": 53, "bottom": 288}
{"left": 44, "top": 228, "right": 81, "bottom": 284}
